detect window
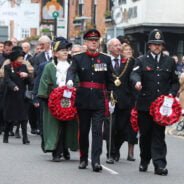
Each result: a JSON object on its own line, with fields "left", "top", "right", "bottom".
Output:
{"left": 93, "top": 0, "right": 97, "bottom": 24}
{"left": 119, "top": 0, "right": 126, "bottom": 4}
{"left": 21, "top": 28, "right": 30, "bottom": 39}
{"left": 106, "top": 0, "right": 113, "bottom": 11}
{"left": 78, "top": 0, "right": 84, "bottom": 16}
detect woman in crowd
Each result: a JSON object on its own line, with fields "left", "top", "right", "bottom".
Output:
{"left": 3, "top": 49, "right": 30, "bottom": 144}
{"left": 121, "top": 43, "right": 138, "bottom": 161}
{"left": 38, "top": 37, "right": 78, "bottom": 162}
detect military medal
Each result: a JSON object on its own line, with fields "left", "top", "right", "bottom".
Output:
{"left": 114, "top": 77, "right": 121, "bottom": 86}
{"left": 94, "top": 63, "right": 107, "bottom": 72}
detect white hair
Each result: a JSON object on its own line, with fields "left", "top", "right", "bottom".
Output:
{"left": 106, "top": 38, "right": 121, "bottom": 50}
{"left": 38, "top": 35, "right": 51, "bottom": 44}
{"left": 22, "top": 42, "right": 31, "bottom": 49}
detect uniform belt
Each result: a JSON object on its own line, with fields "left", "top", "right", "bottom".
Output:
{"left": 79, "top": 82, "right": 106, "bottom": 89}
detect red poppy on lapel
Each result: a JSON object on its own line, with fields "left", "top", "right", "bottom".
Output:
{"left": 121, "top": 58, "right": 128, "bottom": 63}
{"left": 96, "top": 59, "right": 101, "bottom": 63}
{"left": 146, "top": 66, "right": 153, "bottom": 71}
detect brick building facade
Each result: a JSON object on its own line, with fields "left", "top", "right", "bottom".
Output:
{"left": 68, "top": 0, "right": 110, "bottom": 44}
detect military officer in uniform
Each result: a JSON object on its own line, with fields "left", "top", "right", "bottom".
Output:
{"left": 66, "top": 29, "right": 113, "bottom": 172}
{"left": 130, "top": 29, "right": 179, "bottom": 176}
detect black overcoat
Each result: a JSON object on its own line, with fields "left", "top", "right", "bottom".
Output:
{"left": 3, "top": 64, "right": 30, "bottom": 121}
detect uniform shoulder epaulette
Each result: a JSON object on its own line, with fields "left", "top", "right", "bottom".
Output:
{"left": 137, "top": 55, "right": 144, "bottom": 60}
{"left": 99, "top": 52, "right": 111, "bottom": 57}
{"left": 73, "top": 51, "right": 85, "bottom": 56}
{"left": 76, "top": 51, "right": 84, "bottom": 55}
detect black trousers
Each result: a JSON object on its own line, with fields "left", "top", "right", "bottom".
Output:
{"left": 4, "top": 120, "right": 28, "bottom": 140}
{"left": 28, "top": 103, "right": 38, "bottom": 130}
{"left": 138, "top": 111, "right": 167, "bottom": 168}
{"left": 52, "top": 123, "right": 68, "bottom": 158}
{"left": 78, "top": 109, "right": 104, "bottom": 166}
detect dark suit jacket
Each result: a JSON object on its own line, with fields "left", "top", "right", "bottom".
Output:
{"left": 33, "top": 61, "right": 49, "bottom": 96}
{"left": 110, "top": 57, "right": 135, "bottom": 109}
{"left": 24, "top": 53, "right": 32, "bottom": 62}
{"left": 33, "top": 52, "right": 48, "bottom": 77}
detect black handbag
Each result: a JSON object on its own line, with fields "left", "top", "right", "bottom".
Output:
{"left": 24, "top": 86, "right": 33, "bottom": 100}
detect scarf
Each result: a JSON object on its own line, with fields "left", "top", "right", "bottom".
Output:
{"left": 56, "top": 60, "right": 70, "bottom": 87}
{"left": 11, "top": 61, "right": 22, "bottom": 69}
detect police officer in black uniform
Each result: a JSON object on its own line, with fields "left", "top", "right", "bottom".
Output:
{"left": 130, "top": 29, "right": 179, "bottom": 176}
{"left": 66, "top": 29, "right": 113, "bottom": 172}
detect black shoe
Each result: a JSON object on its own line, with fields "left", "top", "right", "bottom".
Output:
{"left": 9, "top": 131, "right": 14, "bottom": 136}
{"left": 113, "top": 151, "right": 120, "bottom": 162}
{"left": 127, "top": 155, "right": 136, "bottom": 161}
{"left": 52, "top": 156, "right": 61, "bottom": 162}
{"left": 78, "top": 161, "right": 88, "bottom": 169}
{"left": 31, "top": 129, "right": 38, "bottom": 134}
{"left": 139, "top": 164, "right": 148, "bottom": 172}
{"left": 92, "top": 163, "right": 103, "bottom": 172}
{"left": 154, "top": 168, "right": 168, "bottom": 176}
{"left": 106, "top": 157, "right": 114, "bottom": 164}
{"left": 63, "top": 150, "right": 70, "bottom": 160}
{"left": 23, "top": 139, "right": 30, "bottom": 144}
{"left": 3, "top": 136, "right": 8, "bottom": 143}
{"left": 15, "top": 132, "right": 21, "bottom": 138}
{"left": 36, "top": 130, "right": 40, "bottom": 135}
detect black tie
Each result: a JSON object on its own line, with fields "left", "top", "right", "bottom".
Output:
{"left": 114, "top": 58, "right": 120, "bottom": 74}
{"left": 155, "top": 55, "right": 158, "bottom": 62}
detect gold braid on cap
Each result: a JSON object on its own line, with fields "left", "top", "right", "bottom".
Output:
{"left": 53, "top": 41, "right": 60, "bottom": 51}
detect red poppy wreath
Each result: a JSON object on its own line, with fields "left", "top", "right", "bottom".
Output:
{"left": 150, "top": 95, "right": 182, "bottom": 126}
{"left": 130, "top": 107, "right": 139, "bottom": 132}
{"left": 48, "top": 86, "right": 77, "bottom": 121}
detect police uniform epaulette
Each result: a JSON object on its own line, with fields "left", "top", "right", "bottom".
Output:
{"left": 137, "top": 55, "right": 144, "bottom": 61}
{"left": 99, "top": 52, "right": 111, "bottom": 57}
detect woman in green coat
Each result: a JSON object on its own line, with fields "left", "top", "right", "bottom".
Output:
{"left": 38, "top": 37, "right": 78, "bottom": 162}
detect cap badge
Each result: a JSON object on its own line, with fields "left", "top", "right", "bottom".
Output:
{"left": 155, "top": 32, "right": 161, "bottom": 40}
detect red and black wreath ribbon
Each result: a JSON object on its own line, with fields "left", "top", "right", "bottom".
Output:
{"left": 150, "top": 95, "right": 182, "bottom": 126}
{"left": 48, "top": 86, "right": 77, "bottom": 121}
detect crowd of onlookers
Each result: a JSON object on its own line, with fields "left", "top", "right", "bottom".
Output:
{"left": 0, "top": 36, "right": 86, "bottom": 144}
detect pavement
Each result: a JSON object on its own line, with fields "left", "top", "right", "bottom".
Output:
{"left": 166, "top": 122, "right": 184, "bottom": 137}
